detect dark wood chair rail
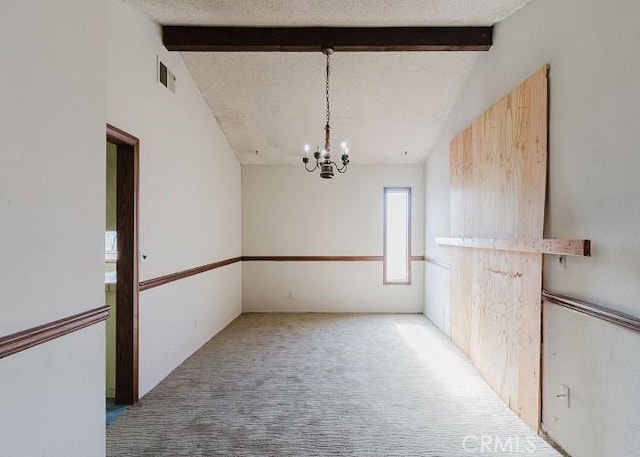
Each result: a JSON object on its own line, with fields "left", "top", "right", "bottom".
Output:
{"left": 542, "top": 291, "right": 640, "bottom": 333}
{"left": 0, "top": 306, "right": 109, "bottom": 360}
{"left": 243, "top": 255, "right": 383, "bottom": 262}
{"left": 139, "top": 257, "right": 243, "bottom": 291}
{"left": 422, "top": 259, "right": 637, "bottom": 333}
{"left": 425, "top": 257, "right": 451, "bottom": 269}
{"left": 4, "top": 276, "right": 634, "bottom": 362}
{"left": 139, "top": 255, "right": 426, "bottom": 291}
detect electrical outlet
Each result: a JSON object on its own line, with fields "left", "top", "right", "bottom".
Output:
{"left": 288, "top": 291, "right": 295, "bottom": 300}
{"left": 558, "top": 255, "right": 567, "bottom": 268}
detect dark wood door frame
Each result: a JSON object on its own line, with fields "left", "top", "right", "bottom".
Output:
{"left": 107, "top": 123, "right": 139, "bottom": 405}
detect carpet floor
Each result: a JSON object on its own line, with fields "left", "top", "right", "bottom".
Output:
{"left": 106, "top": 313, "right": 559, "bottom": 456}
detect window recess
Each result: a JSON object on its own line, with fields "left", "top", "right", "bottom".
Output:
{"left": 384, "top": 187, "right": 411, "bottom": 285}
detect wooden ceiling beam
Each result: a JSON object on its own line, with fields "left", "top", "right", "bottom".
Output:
{"left": 162, "top": 26, "right": 493, "bottom": 52}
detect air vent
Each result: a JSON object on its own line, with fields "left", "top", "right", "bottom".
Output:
{"left": 157, "top": 57, "right": 176, "bottom": 93}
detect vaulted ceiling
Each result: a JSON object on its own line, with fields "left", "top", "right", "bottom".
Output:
{"left": 124, "top": 0, "right": 534, "bottom": 164}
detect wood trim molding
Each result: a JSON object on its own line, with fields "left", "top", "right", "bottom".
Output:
{"left": 0, "top": 306, "right": 109, "bottom": 360}
{"left": 163, "top": 26, "right": 493, "bottom": 52}
{"left": 543, "top": 290, "right": 640, "bottom": 333}
{"left": 107, "top": 123, "right": 140, "bottom": 405}
{"left": 140, "top": 257, "right": 242, "bottom": 291}
{"left": 435, "top": 237, "right": 591, "bottom": 256}
{"left": 139, "top": 255, "right": 426, "bottom": 292}
{"left": 107, "top": 123, "right": 139, "bottom": 145}
{"left": 425, "top": 257, "right": 451, "bottom": 269}
{"left": 243, "top": 255, "right": 383, "bottom": 262}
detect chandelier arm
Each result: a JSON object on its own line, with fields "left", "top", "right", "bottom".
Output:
{"left": 304, "top": 159, "right": 318, "bottom": 173}
{"left": 335, "top": 162, "right": 348, "bottom": 173}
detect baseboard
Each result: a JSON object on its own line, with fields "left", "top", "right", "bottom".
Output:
{"left": 241, "top": 309, "right": 423, "bottom": 314}
{"left": 539, "top": 424, "right": 572, "bottom": 457}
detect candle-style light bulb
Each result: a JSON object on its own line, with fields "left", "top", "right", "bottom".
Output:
{"left": 303, "top": 144, "right": 310, "bottom": 158}
{"left": 340, "top": 141, "right": 347, "bottom": 150}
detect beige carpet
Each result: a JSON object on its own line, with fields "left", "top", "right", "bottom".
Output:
{"left": 107, "top": 313, "right": 559, "bottom": 456}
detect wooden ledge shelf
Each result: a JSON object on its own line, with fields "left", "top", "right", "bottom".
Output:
{"left": 435, "top": 237, "right": 590, "bottom": 257}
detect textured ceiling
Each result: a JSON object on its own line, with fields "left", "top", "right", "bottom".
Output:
{"left": 123, "top": 0, "right": 533, "bottom": 27}
{"left": 184, "top": 52, "right": 478, "bottom": 164}
{"left": 124, "top": 0, "right": 534, "bottom": 164}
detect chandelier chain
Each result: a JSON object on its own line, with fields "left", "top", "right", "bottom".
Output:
{"left": 325, "top": 51, "right": 330, "bottom": 126}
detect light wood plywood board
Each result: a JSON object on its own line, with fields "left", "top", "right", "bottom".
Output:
{"left": 435, "top": 237, "right": 590, "bottom": 256}
{"left": 448, "top": 66, "right": 548, "bottom": 431}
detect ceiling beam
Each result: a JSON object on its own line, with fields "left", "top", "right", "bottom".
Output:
{"left": 162, "top": 26, "right": 493, "bottom": 52}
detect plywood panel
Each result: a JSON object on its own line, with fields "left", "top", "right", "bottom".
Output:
{"left": 448, "top": 66, "right": 548, "bottom": 431}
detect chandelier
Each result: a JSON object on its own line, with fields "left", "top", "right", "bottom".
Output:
{"left": 302, "top": 47, "right": 350, "bottom": 179}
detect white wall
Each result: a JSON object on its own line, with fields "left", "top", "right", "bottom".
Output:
{"left": 243, "top": 165, "right": 424, "bottom": 312}
{"left": 423, "top": 0, "right": 640, "bottom": 455}
{"left": 423, "top": 262, "right": 449, "bottom": 333}
{"left": 542, "top": 304, "right": 640, "bottom": 457}
{"left": 0, "top": 0, "right": 106, "bottom": 456}
{"left": 107, "top": 0, "right": 242, "bottom": 396}
{"left": 423, "top": 143, "right": 452, "bottom": 333}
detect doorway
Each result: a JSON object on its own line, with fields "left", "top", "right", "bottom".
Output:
{"left": 106, "top": 124, "right": 139, "bottom": 418}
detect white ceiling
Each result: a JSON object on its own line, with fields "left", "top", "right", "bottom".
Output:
{"left": 183, "top": 51, "right": 478, "bottom": 164}
{"left": 124, "top": 0, "right": 534, "bottom": 164}
{"left": 123, "top": 1, "right": 533, "bottom": 27}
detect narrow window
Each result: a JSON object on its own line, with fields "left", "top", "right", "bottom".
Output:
{"left": 384, "top": 187, "right": 411, "bottom": 285}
